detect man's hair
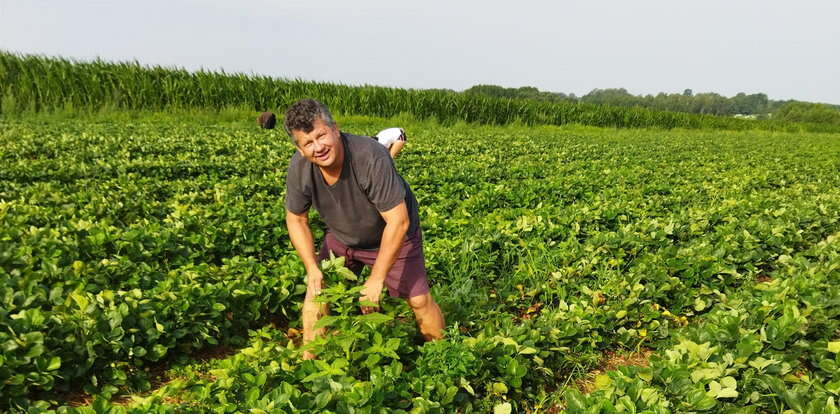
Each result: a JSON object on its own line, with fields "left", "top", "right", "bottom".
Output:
{"left": 283, "top": 99, "right": 336, "bottom": 142}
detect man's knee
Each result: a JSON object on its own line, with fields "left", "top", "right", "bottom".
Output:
{"left": 407, "top": 293, "right": 431, "bottom": 310}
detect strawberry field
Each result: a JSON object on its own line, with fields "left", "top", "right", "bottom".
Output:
{"left": 2, "top": 112, "right": 840, "bottom": 413}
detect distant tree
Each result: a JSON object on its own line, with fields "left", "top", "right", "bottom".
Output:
{"left": 774, "top": 102, "right": 840, "bottom": 125}
{"left": 462, "top": 84, "right": 833, "bottom": 120}
{"left": 581, "top": 88, "right": 636, "bottom": 106}
{"left": 464, "top": 85, "right": 514, "bottom": 99}
{"left": 730, "top": 92, "right": 769, "bottom": 115}
{"left": 464, "top": 84, "right": 576, "bottom": 103}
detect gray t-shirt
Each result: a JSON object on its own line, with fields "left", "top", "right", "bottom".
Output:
{"left": 285, "top": 133, "right": 420, "bottom": 249}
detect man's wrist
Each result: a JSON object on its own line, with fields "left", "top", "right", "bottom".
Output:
{"left": 367, "top": 273, "right": 387, "bottom": 284}
{"left": 304, "top": 262, "right": 320, "bottom": 275}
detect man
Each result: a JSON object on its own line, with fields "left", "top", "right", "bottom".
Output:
{"left": 283, "top": 99, "right": 444, "bottom": 358}
{"left": 373, "top": 127, "right": 407, "bottom": 159}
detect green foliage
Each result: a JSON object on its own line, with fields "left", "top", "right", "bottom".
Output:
{"left": 465, "top": 85, "right": 839, "bottom": 121}
{"left": 3, "top": 51, "right": 839, "bottom": 132}
{"left": 774, "top": 101, "right": 840, "bottom": 125}
{"left": 2, "top": 114, "right": 840, "bottom": 412}
{"left": 565, "top": 234, "right": 840, "bottom": 413}
{"left": 464, "top": 84, "right": 577, "bottom": 103}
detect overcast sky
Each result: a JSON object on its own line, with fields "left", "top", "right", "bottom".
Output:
{"left": 1, "top": 0, "right": 838, "bottom": 104}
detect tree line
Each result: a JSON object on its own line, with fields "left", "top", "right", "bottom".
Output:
{"left": 464, "top": 85, "right": 840, "bottom": 125}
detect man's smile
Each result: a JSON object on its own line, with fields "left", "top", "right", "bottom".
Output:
{"left": 315, "top": 149, "right": 331, "bottom": 161}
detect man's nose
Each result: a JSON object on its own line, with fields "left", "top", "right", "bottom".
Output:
{"left": 312, "top": 140, "right": 324, "bottom": 152}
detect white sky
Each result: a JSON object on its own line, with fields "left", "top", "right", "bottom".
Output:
{"left": 1, "top": 0, "right": 839, "bottom": 104}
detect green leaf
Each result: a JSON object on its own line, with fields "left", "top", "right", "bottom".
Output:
{"left": 564, "top": 389, "right": 587, "bottom": 411}
{"left": 442, "top": 385, "right": 458, "bottom": 404}
{"left": 314, "top": 315, "right": 340, "bottom": 329}
{"left": 640, "top": 388, "right": 659, "bottom": 405}
{"left": 518, "top": 346, "right": 538, "bottom": 355}
{"left": 315, "top": 391, "right": 332, "bottom": 409}
{"left": 708, "top": 381, "right": 721, "bottom": 397}
{"left": 245, "top": 387, "right": 260, "bottom": 405}
{"left": 688, "top": 388, "right": 717, "bottom": 410}
{"left": 828, "top": 342, "right": 840, "bottom": 353}
{"left": 25, "top": 344, "right": 45, "bottom": 359}
{"left": 150, "top": 344, "right": 168, "bottom": 360}
{"left": 492, "top": 382, "right": 508, "bottom": 394}
{"left": 460, "top": 377, "right": 475, "bottom": 395}
{"left": 7, "top": 374, "right": 24, "bottom": 385}
{"left": 357, "top": 312, "right": 392, "bottom": 326}
{"left": 617, "top": 395, "right": 637, "bottom": 414}
{"left": 709, "top": 376, "right": 738, "bottom": 399}
{"left": 748, "top": 356, "right": 777, "bottom": 371}
{"left": 47, "top": 356, "right": 61, "bottom": 371}
{"left": 717, "top": 387, "right": 739, "bottom": 399}
{"left": 334, "top": 265, "right": 358, "bottom": 281}
{"left": 637, "top": 368, "right": 653, "bottom": 382}
{"left": 720, "top": 376, "right": 737, "bottom": 389}
{"left": 594, "top": 374, "right": 612, "bottom": 390}
{"left": 71, "top": 292, "right": 89, "bottom": 311}
{"left": 691, "top": 367, "right": 723, "bottom": 382}
{"left": 819, "top": 359, "right": 837, "bottom": 372}
{"left": 493, "top": 402, "right": 511, "bottom": 414}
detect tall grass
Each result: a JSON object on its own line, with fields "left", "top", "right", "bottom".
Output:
{"left": 2, "top": 51, "right": 838, "bottom": 133}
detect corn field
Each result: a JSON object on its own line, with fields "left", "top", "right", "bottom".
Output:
{"left": 2, "top": 51, "right": 839, "bottom": 133}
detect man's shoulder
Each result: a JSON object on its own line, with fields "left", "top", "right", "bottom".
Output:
{"left": 288, "top": 150, "right": 304, "bottom": 169}
{"left": 286, "top": 151, "right": 311, "bottom": 182}
{"left": 344, "top": 133, "right": 390, "bottom": 163}
{"left": 344, "top": 132, "right": 377, "bottom": 148}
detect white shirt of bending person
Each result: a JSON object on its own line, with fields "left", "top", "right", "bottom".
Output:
{"left": 374, "top": 127, "right": 406, "bottom": 148}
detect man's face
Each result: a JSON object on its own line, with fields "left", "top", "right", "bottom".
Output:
{"left": 292, "top": 119, "right": 343, "bottom": 169}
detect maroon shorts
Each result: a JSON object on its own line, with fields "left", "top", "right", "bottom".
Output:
{"left": 317, "top": 230, "right": 430, "bottom": 299}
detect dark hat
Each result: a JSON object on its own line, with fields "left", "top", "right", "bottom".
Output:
{"left": 257, "top": 112, "right": 277, "bottom": 129}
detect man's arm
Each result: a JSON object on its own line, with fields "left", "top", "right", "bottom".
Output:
{"left": 360, "top": 202, "right": 410, "bottom": 313}
{"left": 388, "top": 141, "right": 405, "bottom": 159}
{"left": 285, "top": 208, "right": 320, "bottom": 277}
{"left": 285, "top": 208, "right": 326, "bottom": 351}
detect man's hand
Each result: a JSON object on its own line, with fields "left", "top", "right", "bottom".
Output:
{"left": 306, "top": 269, "right": 324, "bottom": 300}
{"left": 360, "top": 277, "right": 385, "bottom": 314}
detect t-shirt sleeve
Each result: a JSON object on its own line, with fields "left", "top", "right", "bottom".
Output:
{"left": 284, "top": 159, "right": 311, "bottom": 214}
{"left": 365, "top": 148, "right": 406, "bottom": 212}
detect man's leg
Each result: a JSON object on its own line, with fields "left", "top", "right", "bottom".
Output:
{"left": 407, "top": 292, "right": 445, "bottom": 341}
{"left": 354, "top": 229, "right": 442, "bottom": 340}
